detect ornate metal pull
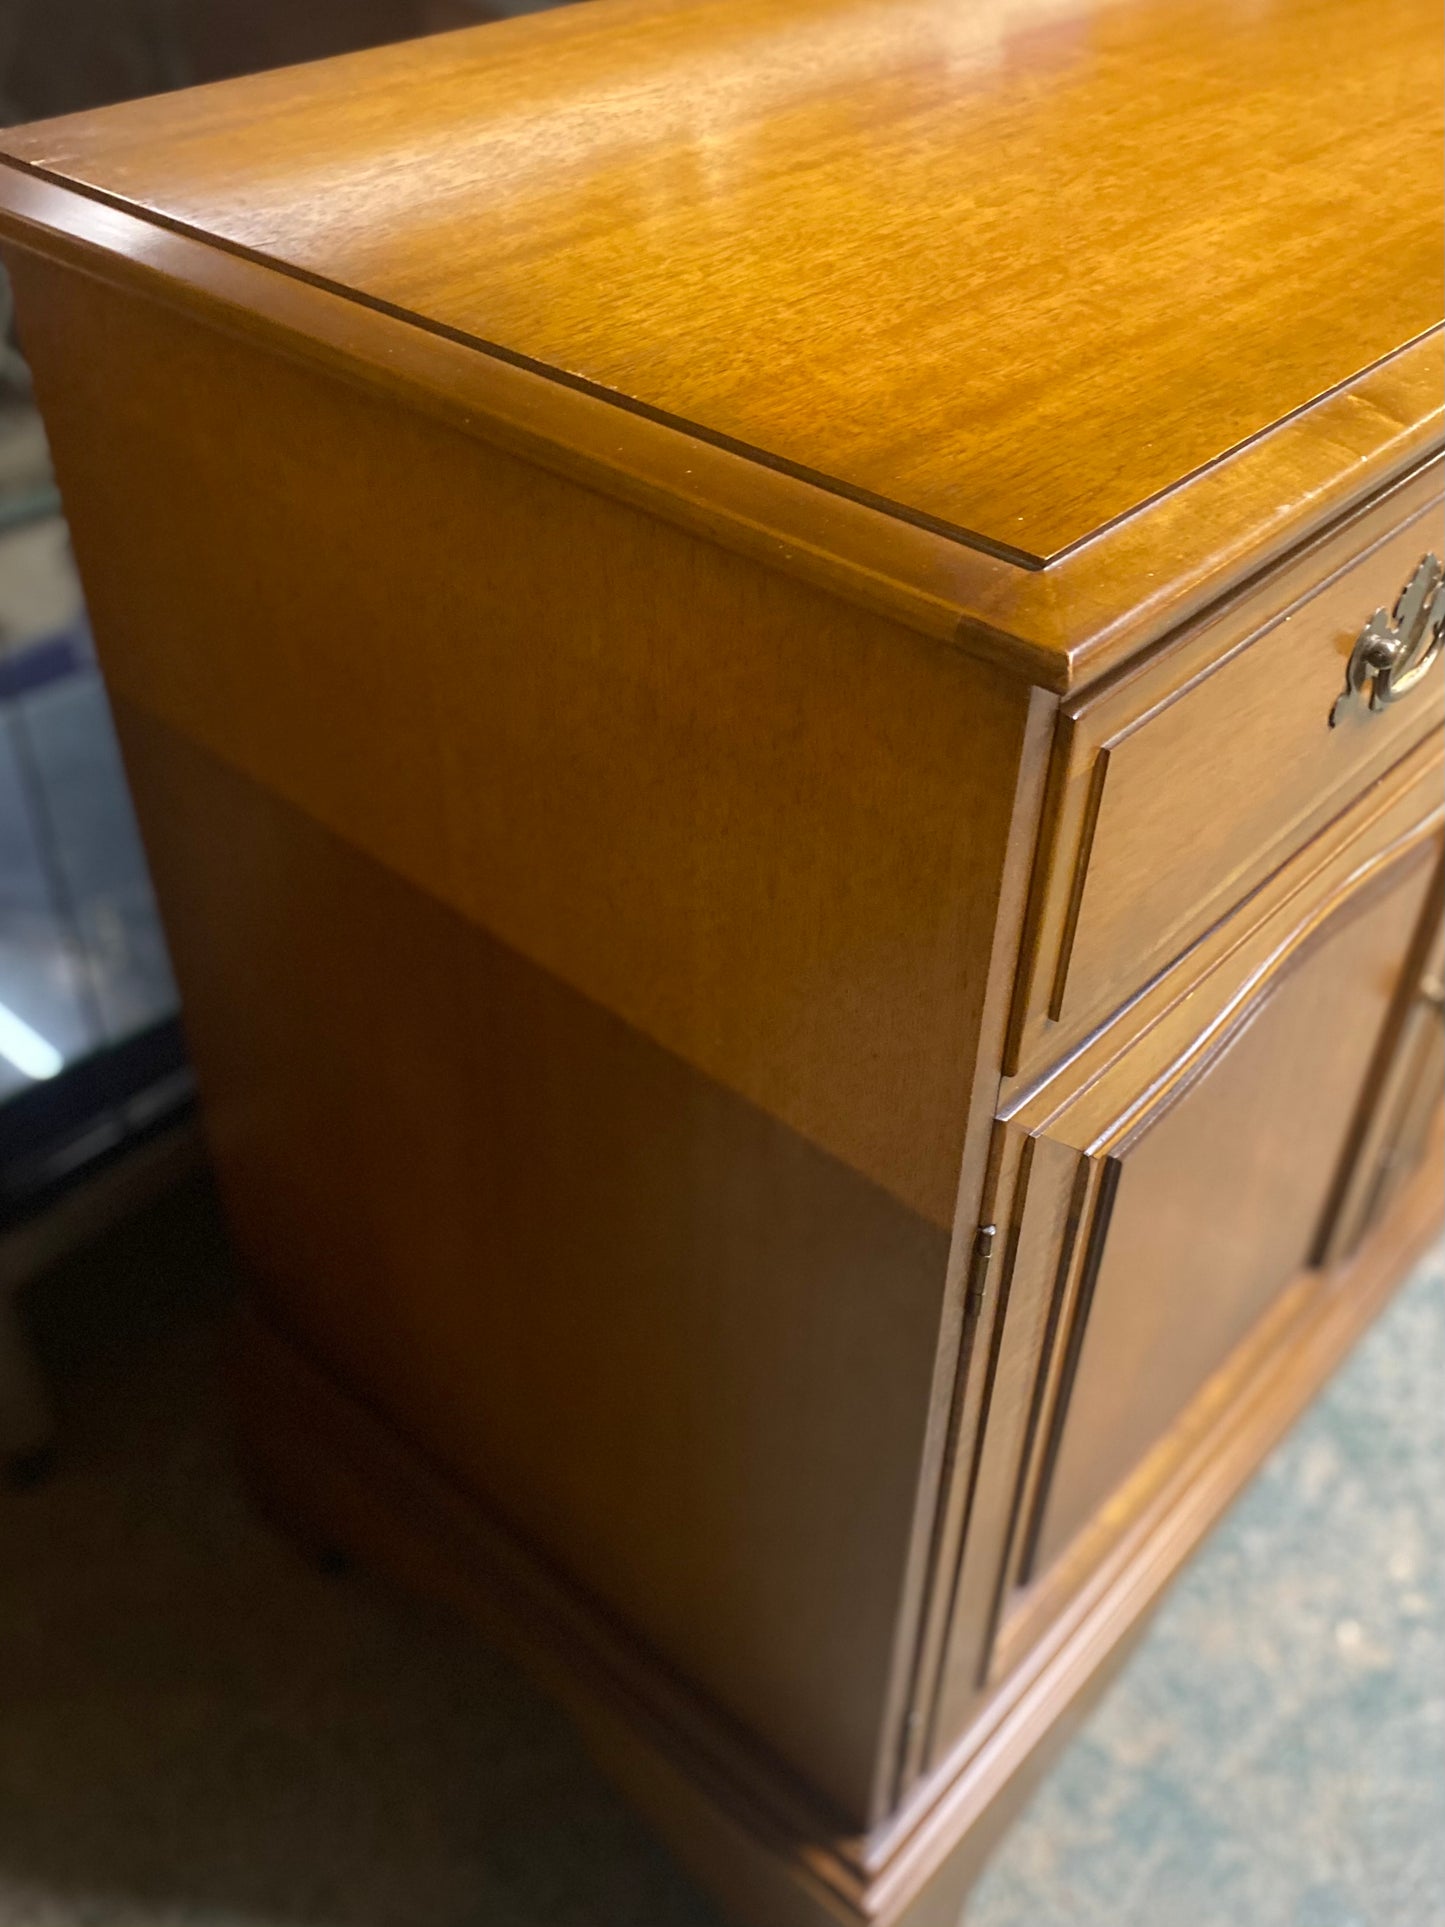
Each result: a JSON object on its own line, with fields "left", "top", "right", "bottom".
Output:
{"left": 1330, "top": 554, "right": 1445, "bottom": 726}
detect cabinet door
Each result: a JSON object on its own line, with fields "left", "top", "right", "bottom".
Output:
{"left": 1319, "top": 867, "right": 1444, "bottom": 1265}
{"left": 927, "top": 781, "right": 1441, "bottom": 1763}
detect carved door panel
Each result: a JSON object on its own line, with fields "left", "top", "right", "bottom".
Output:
{"left": 927, "top": 791, "right": 1441, "bottom": 1766}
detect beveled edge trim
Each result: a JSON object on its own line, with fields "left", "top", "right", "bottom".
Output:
{"left": 1314, "top": 853, "right": 1445, "bottom": 1266}
{"left": 954, "top": 335, "right": 1444, "bottom": 688}
{"left": 972, "top": 1150, "right": 1094, "bottom": 1682}
{"left": 0, "top": 162, "right": 1439, "bottom": 696}
{"left": 0, "top": 166, "right": 1056, "bottom": 687}
{"left": 1090, "top": 824, "right": 1443, "bottom": 1159}
{"left": 1045, "top": 746, "right": 1111, "bottom": 1021}
{"left": 886, "top": 684, "right": 1061, "bottom": 1813}
{"left": 1009, "top": 1157, "right": 1121, "bottom": 1592}
{"left": 1070, "top": 472, "right": 1445, "bottom": 750}
{"left": 1012, "top": 753, "right": 1445, "bottom": 1148}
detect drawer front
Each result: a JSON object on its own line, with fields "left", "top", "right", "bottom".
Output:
{"left": 1008, "top": 471, "right": 1445, "bottom": 1082}
{"left": 928, "top": 736, "right": 1444, "bottom": 1763}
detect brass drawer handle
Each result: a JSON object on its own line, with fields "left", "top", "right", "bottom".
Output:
{"left": 1330, "top": 553, "right": 1445, "bottom": 726}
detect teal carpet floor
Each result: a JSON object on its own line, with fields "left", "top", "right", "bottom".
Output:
{"left": 2, "top": 1177, "right": 1441, "bottom": 1927}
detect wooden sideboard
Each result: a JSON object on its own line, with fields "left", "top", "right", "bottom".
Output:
{"left": 1, "top": 0, "right": 1441, "bottom": 1918}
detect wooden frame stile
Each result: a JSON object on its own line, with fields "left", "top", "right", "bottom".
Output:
{"left": 875, "top": 677, "right": 1062, "bottom": 1824}
{"left": 911, "top": 1129, "right": 1093, "bottom": 1767}
{"left": 1315, "top": 847, "right": 1445, "bottom": 1267}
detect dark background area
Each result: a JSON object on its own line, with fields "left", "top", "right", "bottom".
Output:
{"left": 0, "top": 0, "right": 504, "bottom": 124}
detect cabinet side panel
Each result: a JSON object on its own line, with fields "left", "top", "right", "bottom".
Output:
{"left": 10, "top": 250, "right": 1032, "bottom": 1822}
{"left": 7, "top": 247, "right": 1028, "bottom": 1231}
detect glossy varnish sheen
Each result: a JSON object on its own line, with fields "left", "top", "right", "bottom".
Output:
{"left": 0, "top": 5, "right": 1441, "bottom": 1922}
{"left": 2, "top": 0, "right": 1441, "bottom": 561}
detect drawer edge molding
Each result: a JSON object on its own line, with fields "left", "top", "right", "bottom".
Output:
{"left": 1013, "top": 734, "right": 1445, "bottom": 1125}
{"left": 1008, "top": 484, "right": 1445, "bottom": 1079}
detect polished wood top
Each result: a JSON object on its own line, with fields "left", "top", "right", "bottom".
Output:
{"left": 3, "top": 0, "right": 1440, "bottom": 566}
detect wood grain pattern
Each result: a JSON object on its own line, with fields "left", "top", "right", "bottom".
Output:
{"left": 1025, "top": 848, "right": 1433, "bottom": 1581}
{"left": 116, "top": 698, "right": 955, "bottom": 1825}
{"left": 7, "top": 247, "right": 1033, "bottom": 1236}
{"left": 8, "top": 244, "right": 1056, "bottom": 1830}
{"left": 0, "top": 170, "right": 1439, "bottom": 697}
{"left": 1, "top": 7, "right": 1442, "bottom": 1918}
{"left": 231, "top": 1101, "right": 1445, "bottom": 1927}
{"left": 2, "top": 0, "right": 1440, "bottom": 563}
